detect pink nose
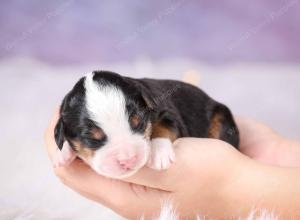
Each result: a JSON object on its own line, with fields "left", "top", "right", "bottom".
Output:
{"left": 118, "top": 156, "right": 138, "bottom": 170}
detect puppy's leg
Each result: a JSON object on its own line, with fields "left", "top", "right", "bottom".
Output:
{"left": 208, "top": 104, "right": 240, "bottom": 148}
{"left": 53, "top": 142, "right": 76, "bottom": 167}
{"left": 147, "top": 138, "right": 175, "bottom": 170}
{"left": 147, "top": 118, "right": 178, "bottom": 170}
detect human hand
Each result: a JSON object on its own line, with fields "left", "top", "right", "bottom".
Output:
{"left": 45, "top": 109, "right": 300, "bottom": 219}
{"left": 45, "top": 108, "right": 251, "bottom": 219}
{"left": 237, "top": 117, "right": 300, "bottom": 167}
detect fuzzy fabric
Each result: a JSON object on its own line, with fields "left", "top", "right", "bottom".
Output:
{"left": 142, "top": 202, "right": 279, "bottom": 220}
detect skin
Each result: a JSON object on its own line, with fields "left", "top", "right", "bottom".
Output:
{"left": 45, "top": 108, "right": 300, "bottom": 219}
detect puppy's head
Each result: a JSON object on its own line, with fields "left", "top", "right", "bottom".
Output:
{"left": 55, "top": 71, "right": 153, "bottom": 178}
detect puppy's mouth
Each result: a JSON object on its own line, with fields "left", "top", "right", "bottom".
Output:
{"left": 90, "top": 143, "right": 151, "bottom": 179}
{"left": 67, "top": 138, "right": 151, "bottom": 178}
{"left": 95, "top": 161, "right": 145, "bottom": 179}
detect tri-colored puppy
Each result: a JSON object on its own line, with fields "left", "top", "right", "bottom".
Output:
{"left": 54, "top": 71, "right": 239, "bottom": 178}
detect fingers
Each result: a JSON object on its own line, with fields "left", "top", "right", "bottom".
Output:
{"left": 235, "top": 116, "right": 280, "bottom": 150}
{"left": 45, "top": 106, "right": 61, "bottom": 161}
{"left": 236, "top": 117, "right": 278, "bottom": 139}
{"left": 53, "top": 143, "right": 77, "bottom": 168}
{"left": 124, "top": 166, "right": 175, "bottom": 191}
{"left": 125, "top": 138, "right": 234, "bottom": 190}
{"left": 54, "top": 159, "right": 167, "bottom": 219}
{"left": 123, "top": 139, "right": 191, "bottom": 190}
{"left": 45, "top": 107, "right": 169, "bottom": 218}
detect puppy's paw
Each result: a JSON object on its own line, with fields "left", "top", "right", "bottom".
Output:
{"left": 147, "top": 138, "right": 175, "bottom": 170}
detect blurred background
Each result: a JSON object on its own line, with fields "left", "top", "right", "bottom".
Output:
{"left": 0, "top": 0, "right": 299, "bottom": 219}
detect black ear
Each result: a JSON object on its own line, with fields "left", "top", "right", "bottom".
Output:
{"left": 54, "top": 117, "right": 65, "bottom": 150}
{"left": 140, "top": 89, "right": 156, "bottom": 110}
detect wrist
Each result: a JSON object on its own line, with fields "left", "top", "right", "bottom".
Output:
{"left": 224, "top": 157, "right": 300, "bottom": 219}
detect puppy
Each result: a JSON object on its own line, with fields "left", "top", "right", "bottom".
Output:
{"left": 54, "top": 71, "right": 239, "bottom": 178}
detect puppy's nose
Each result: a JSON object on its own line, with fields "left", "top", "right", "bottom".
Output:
{"left": 118, "top": 156, "right": 138, "bottom": 169}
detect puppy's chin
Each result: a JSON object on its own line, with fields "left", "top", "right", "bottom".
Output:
{"left": 96, "top": 165, "right": 142, "bottom": 179}
{"left": 91, "top": 159, "right": 147, "bottom": 179}
{"left": 90, "top": 143, "right": 151, "bottom": 179}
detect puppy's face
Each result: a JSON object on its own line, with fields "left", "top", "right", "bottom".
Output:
{"left": 55, "top": 72, "right": 153, "bottom": 178}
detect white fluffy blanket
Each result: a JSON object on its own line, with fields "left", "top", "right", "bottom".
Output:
{"left": 150, "top": 202, "right": 278, "bottom": 220}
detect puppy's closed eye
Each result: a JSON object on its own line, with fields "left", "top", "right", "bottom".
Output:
{"left": 81, "top": 127, "right": 107, "bottom": 149}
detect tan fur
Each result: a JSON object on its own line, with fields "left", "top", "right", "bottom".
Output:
{"left": 90, "top": 127, "right": 105, "bottom": 140}
{"left": 71, "top": 140, "right": 94, "bottom": 161}
{"left": 208, "top": 113, "right": 223, "bottom": 139}
{"left": 151, "top": 122, "right": 178, "bottom": 142}
{"left": 131, "top": 114, "right": 141, "bottom": 127}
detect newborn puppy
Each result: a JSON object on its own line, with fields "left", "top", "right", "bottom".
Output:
{"left": 54, "top": 71, "right": 239, "bottom": 178}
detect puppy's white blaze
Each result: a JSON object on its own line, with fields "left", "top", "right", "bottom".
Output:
{"left": 84, "top": 72, "right": 130, "bottom": 136}
{"left": 84, "top": 72, "right": 150, "bottom": 178}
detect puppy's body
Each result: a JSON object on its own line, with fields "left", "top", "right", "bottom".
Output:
{"left": 54, "top": 71, "right": 239, "bottom": 178}
{"left": 132, "top": 78, "right": 239, "bottom": 146}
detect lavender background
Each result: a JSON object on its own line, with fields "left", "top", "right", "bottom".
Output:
{"left": 0, "top": 1, "right": 300, "bottom": 220}
{"left": 1, "top": 0, "right": 300, "bottom": 64}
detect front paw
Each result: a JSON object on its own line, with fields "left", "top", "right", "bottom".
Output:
{"left": 147, "top": 138, "right": 175, "bottom": 170}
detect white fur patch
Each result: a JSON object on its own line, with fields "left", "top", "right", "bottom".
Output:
{"left": 83, "top": 72, "right": 150, "bottom": 178}
{"left": 140, "top": 201, "right": 279, "bottom": 220}
{"left": 147, "top": 138, "right": 175, "bottom": 170}
{"left": 84, "top": 72, "right": 130, "bottom": 137}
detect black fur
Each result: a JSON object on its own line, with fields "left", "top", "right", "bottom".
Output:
{"left": 55, "top": 71, "right": 239, "bottom": 151}
{"left": 54, "top": 77, "right": 108, "bottom": 150}
{"left": 133, "top": 77, "right": 239, "bottom": 148}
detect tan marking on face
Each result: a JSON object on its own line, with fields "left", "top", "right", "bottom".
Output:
{"left": 131, "top": 114, "right": 141, "bottom": 127}
{"left": 71, "top": 140, "right": 95, "bottom": 162}
{"left": 208, "top": 112, "right": 223, "bottom": 139}
{"left": 151, "top": 122, "right": 178, "bottom": 142}
{"left": 90, "top": 127, "right": 105, "bottom": 140}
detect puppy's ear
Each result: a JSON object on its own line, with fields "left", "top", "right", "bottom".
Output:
{"left": 141, "top": 90, "right": 155, "bottom": 109}
{"left": 54, "top": 117, "right": 65, "bottom": 150}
